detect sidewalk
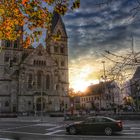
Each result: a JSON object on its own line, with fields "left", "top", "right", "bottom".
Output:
{"left": 0, "top": 115, "right": 66, "bottom": 124}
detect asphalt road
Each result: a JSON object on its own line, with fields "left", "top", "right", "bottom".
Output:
{"left": 0, "top": 119, "right": 140, "bottom": 140}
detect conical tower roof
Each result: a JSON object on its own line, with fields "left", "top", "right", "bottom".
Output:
{"left": 51, "top": 11, "right": 67, "bottom": 37}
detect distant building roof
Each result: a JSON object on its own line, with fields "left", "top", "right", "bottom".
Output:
{"left": 132, "top": 66, "right": 140, "bottom": 79}
{"left": 85, "top": 81, "right": 116, "bottom": 95}
{"left": 86, "top": 83, "right": 103, "bottom": 95}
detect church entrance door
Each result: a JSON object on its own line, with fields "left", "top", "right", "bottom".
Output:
{"left": 36, "top": 97, "right": 46, "bottom": 111}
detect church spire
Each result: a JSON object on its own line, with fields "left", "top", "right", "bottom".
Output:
{"left": 50, "top": 11, "right": 67, "bottom": 37}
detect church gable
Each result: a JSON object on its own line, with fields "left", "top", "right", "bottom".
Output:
{"left": 52, "top": 20, "right": 67, "bottom": 38}
{"left": 23, "top": 44, "right": 56, "bottom": 67}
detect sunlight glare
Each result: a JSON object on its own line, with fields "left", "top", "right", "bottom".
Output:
{"left": 71, "top": 79, "right": 99, "bottom": 92}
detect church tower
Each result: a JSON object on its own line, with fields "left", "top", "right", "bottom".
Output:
{"left": 46, "top": 12, "right": 69, "bottom": 111}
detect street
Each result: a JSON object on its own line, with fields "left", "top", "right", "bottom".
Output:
{"left": 0, "top": 117, "right": 140, "bottom": 140}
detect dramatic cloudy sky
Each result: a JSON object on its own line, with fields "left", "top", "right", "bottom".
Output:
{"left": 61, "top": 0, "right": 140, "bottom": 91}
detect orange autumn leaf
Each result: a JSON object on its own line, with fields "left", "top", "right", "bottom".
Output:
{"left": 22, "top": 0, "right": 29, "bottom": 5}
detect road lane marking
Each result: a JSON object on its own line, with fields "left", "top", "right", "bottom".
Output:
{"left": 0, "top": 130, "right": 46, "bottom": 136}
{"left": 0, "top": 123, "right": 57, "bottom": 131}
{"left": 36, "top": 123, "right": 57, "bottom": 127}
{"left": 45, "top": 130, "right": 65, "bottom": 135}
{"left": 122, "top": 132, "right": 136, "bottom": 135}
{"left": 0, "top": 138, "right": 15, "bottom": 140}
{"left": 131, "top": 127, "right": 140, "bottom": 130}
{"left": 0, "top": 124, "right": 40, "bottom": 131}
{"left": 46, "top": 125, "right": 64, "bottom": 131}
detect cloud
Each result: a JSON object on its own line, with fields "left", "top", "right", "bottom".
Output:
{"left": 62, "top": 0, "right": 140, "bottom": 88}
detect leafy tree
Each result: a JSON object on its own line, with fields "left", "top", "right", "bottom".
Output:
{"left": 0, "top": 0, "right": 80, "bottom": 48}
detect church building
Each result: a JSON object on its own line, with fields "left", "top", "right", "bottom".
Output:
{"left": 0, "top": 12, "right": 69, "bottom": 114}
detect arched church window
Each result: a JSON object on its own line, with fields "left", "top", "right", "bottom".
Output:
{"left": 4, "top": 53, "right": 10, "bottom": 62}
{"left": 13, "top": 56, "right": 17, "bottom": 63}
{"left": 5, "top": 40, "right": 11, "bottom": 47}
{"left": 55, "top": 59, "right": 59, "bottom": 66}
{"left": 5, "top": 101, "right": 9, "bottom": 107}
{"left": 61, "top": 60, "right": 65, "bottom": 66}
{"left": 33, "top": 60, "right": 35, "bottom": 65}
{"left": 60, "top": 45, "right": 65, "bottom": 54}
{"left": 38, "top": 50, "right": 42, "bottom": 56}
{"left": 46, "top": 74, "right": 50, "bottom": 89}
{"left": 28, "top": 73, "right": 33, "bottom": 89}
{"left": 37, "top": 71, "right": 43, "bottom": 88}
{"left": 14, "top": 40, "right": 18, "bottom": 48}
{"left": 28, "top": 101, "right": 31, "bottom": 105}
{"left": 57, "top": 30, "right": 62, "bottom": 37}
{"left": 54, "top": 46, "right": 59, "bottom": 53}
{"left": 56, "top": 84, "right": 59, "bottom": 90}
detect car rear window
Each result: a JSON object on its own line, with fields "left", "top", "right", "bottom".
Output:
{"left": 95, "top": 117, "right": 114, "bottom": 122}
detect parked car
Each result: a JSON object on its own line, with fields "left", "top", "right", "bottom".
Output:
{"left": 66, "top": 116, "right": 123, "bottom": 135}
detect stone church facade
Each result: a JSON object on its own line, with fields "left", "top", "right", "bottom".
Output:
{"left": 0, "top": 13, "right": 69, "bottom": 113}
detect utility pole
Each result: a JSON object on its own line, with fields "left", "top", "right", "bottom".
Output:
{"left": 102, "top": 61, "right": 106, "bottom": 79}
{"left": 101, "top": 61, "right": 108, "bottom": 109}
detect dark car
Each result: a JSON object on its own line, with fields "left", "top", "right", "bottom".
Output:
{"left": 66, "top": 116, "right": 123, "bottom": 135}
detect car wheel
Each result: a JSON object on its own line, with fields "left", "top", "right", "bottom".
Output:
{"left": 69, "top": 126, "right": 77, "bottom": 135}
{"left": 104, "top": 127, "right": 112, "bottom": 136}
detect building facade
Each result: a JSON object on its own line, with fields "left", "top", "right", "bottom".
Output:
{"left": 80, "top": 81, "right": 121, "bottom": 110}
{"left": 130, "top": 66, "right": 140, "bottom": 110}
{"left": 0, "top": 12, "right": 69, "bottom": 113}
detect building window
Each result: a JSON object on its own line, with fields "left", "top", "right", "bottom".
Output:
{"left": 13, "top": 56, "right": 17, "bottom": 63}
{"left": 14, "top": 40, "right": 18, "bottom": 48}
{"left": 22, "top": 53, "right": 28, "bottom": 61}
{"left": 33, "top": 60, "right": 46, "bottom": 66}
{"left": 57, "top": 30, "right": 61, "bottom": 39}
{"left": 60, "top": 46, "right": 64, "bottom": 54}
{"left": 5, "top": 40, "right": 11, "bottom": 47}
{"left": 38, "top": 50, "right": 42, "bottom": 56}
{"left": 28, "top": 73, "right": 33, "bottom": 89}
{"left": 54, "top": 46, "right": 59, "bottom": 53}
{"left": 56, "top": 84, "right": 59, "bottom": 90}
{"left": 62, "top": 87, "right": 64, "bottom": 91}
{"left": 4, "top": 54, "right": 10, "bottom": 62}
{"left": 37, "top": 71, "right": 43, "bottom": 88}
{"left": 61, "top": 61, "right": 64, "bottom": 66}
{"left": 46, "top": 74, "right": 50, "bottom": 89}
{"left": 28, "top": 101, "right": 31, "bottom": 105}
{"left": 47, "top": 47, "right": 50, "bottom": 53}
{"left": 5, "top": 101, "right": 9, "bottom": 107}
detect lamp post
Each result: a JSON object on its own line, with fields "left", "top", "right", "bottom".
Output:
{"left": 136, "top": 84, "right": 140, "bottom": 111}
{"left": 40, "top": 73, "right": 43, "bottom": 121}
